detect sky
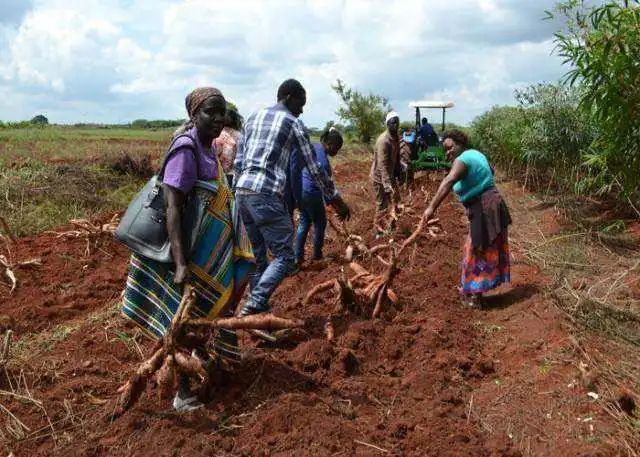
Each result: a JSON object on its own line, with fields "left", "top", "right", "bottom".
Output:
{"left": 0, "top": 0, "right": 569, "bottom": 127}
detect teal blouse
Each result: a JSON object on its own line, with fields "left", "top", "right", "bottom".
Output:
{"left": 452, "top": 149, "right": 494, "bottom": 203}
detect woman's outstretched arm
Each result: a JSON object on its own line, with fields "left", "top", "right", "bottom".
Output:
{"left": 424, "top": 159, "right": 467, "bottom": 220}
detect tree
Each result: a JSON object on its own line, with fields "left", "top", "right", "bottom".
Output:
{"left": 549, "top": 0, "right": 640, "bottom": 198}
{"left": 332, "top": 79, "right": 390, "bottom": 144}
{"left": 131, "top": 119, "right": 150, "bottom": 128}
{"left": 30, "top": 114, "right": 48, "bottom": 125}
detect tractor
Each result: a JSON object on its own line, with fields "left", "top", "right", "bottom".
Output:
{"left": 404, "top": 100, "right": 454, "bottom": 171}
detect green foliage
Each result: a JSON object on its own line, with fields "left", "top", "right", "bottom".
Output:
{"left": 130, "top": 118, "right": 184, "bottom": 129}
{"left": 549, "top": 0, "right": 640, "bottom": 198}
{"left": 0, "top": 120, "right": 33, "bottom": 129}
{"left": 332, "top": 79, "right": 390, "bottom": 144}
{"left": 399, "top": 120, "right": 415, "bottom": 131}
{"left": 474, "top": 1, "right": 640, "bottom": 205}
{"left": 30, "top": 114, "right": 48, "bottom": 125}
{"left": 0, "top": 127, "right": 167, "bottom": 236}
{"left": 473, "top": 83, "right": 596, "bottom": 194}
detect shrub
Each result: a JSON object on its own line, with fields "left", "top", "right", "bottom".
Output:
{"left": 30, "top": 114, "right": 49, "bottom": 125}
{"left": 109, "top": 152, "right": 154, "bottom": 179}
{"left": 550, "top": 0, "right": 640, "bottom": 199}
{"left": 472, "top": 83, "right": 596, "bottom": 194}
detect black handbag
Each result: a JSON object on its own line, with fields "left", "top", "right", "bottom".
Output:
{"left": 115, "top": 133, "right": 210, "bottom": 263}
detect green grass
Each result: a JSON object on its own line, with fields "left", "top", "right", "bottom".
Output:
{"left": 0, "top": 126, "right": 169, "bottom": 166}
{"left": 0, "top": 126, "right": 172, "bottom": 141}
{"left": 0, "top": 126, "right": 373, "bottom": 237}
{"left": 0, "top": 127, "right": 164, "bottom": 236}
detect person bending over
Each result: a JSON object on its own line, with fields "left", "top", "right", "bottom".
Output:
{"left": 294, "top": 127, "right": 344, "bottom": 264}
{"left": 423, "top": 129, "right": 511, "bottom": 308}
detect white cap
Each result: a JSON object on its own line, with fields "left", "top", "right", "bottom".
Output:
{"left": 385, "top": 111, "right": 399, "bottom": 124}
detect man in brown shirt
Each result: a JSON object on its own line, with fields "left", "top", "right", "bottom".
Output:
{"left": 370, "top": 111, "right": 401, "bottom": 233}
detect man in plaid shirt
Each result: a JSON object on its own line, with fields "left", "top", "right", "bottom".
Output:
{"left": 234, "top": 79, "right": 350, "bottom": 322}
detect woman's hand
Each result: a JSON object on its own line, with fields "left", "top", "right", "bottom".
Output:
{"left": 174, "top": 263, "right": 191, "bottom": 287}
{"left": 423, "top": 159, "right": 468, "bottom": 224}
{"left": 163, "top": 183, "right": 190, "bottom": 286}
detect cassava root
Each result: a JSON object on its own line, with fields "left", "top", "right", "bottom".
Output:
{"left": 115, "top": 285, "right": 304, "bottom": 415}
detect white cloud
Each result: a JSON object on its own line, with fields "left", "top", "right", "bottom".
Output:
{"left": 0, "top": 0, "right": 567, "bottom": 125}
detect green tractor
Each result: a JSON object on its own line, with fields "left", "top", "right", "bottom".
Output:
{"left": 406, "top": 100, "right": 454, "bottom": 171}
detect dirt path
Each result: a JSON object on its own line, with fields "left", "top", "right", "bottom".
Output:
{"left": 0, "top": 161, "right": 634, "bottom": 456}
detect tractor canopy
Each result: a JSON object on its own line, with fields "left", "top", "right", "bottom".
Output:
{"left": 409, "top": 101, "right": 455, "bottom": 109}
{"left": 409, "top": 100, "right": 455, "bottom": 171}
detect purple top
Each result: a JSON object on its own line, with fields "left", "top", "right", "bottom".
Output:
{"left": 163, "top": 127, "right": 219, "bottom": 194}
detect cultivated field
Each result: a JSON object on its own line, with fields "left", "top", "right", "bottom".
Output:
{"left": 0, "top": 128, "right": 638, "bottom": 456}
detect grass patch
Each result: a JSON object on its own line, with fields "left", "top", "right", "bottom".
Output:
{"left": 9, "top": 301, "right": 122, "bottom": 365}
{"left": 335, "top": 143, "right": 373, "bottom": 164}
{"left": 1, "top": 126, "right": 168, "bottom": 237}
{"left": 538, "top": 358, "right": 552, "bottom": 376}
{"left": 0, "top": 127, "right": 168, "bottom": 165}
{"left": 11, "top": 323, "right": 80, "bottom": 361}
{"left": 552, "top": 289, "right": 640, "bottom": 347}
{"left": 1, "top": 157, "right": 147, "bottom": 236}
{"left": 474, "top": 321, "right": 503, "bottom": 336}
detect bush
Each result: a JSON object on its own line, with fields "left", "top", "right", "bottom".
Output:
{"left": 550, "top": 0, "right": 640, "bottom": 198}
{"left": 472, "top": 1, "right": 640, "bottom": 211}
{"left": 131, "top": 119, "right": 184, "bottom": 129}
{"left": 109, "top": 152, "right": 154, "bottom": 179}
{"left": 472, "top": 83, "right": 596, "bottom": 194}
{"left": 30, "top": 114, "right": 49, "bottom": 125}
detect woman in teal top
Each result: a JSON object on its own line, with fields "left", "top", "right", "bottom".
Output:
{"left": 423, "top": 130, "right": 511, "bottom": 307}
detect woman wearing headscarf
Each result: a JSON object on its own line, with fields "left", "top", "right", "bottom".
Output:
{"left": 121, "top": 87, "right": 255, "bottom": 411}
{"left": 423, "top": 129, "right": 511, "bottom": 308}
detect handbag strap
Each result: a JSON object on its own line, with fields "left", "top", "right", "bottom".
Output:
{"left": 157, "top": 132, "right": 199, "bottom": 182}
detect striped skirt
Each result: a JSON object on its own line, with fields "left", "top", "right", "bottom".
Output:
{"left": 121, "top": 181, "right": 254, "bottom": 339}
{"left": 460, "top": 229, "right": 510, "bottom": 295}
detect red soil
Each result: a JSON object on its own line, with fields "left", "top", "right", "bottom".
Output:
{"left": 0, "top": 162, "right": 623, "bottom": 456}
{"left": 0, "top": 222, "right": 130, "bottom": 334}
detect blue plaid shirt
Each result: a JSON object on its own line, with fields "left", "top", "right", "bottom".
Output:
{"left": 234, "top": 103, "right": 337, "bottom": 199}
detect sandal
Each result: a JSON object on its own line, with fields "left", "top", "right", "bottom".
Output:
{"left": 461, "top": 294, "right": 483, "bottom": 308}
{"left": 173, "top": 391, "right": 204, "bottom": 412}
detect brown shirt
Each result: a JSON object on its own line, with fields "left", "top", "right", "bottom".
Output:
{"left": 370, "top": 131, "right": 400, "bottom": 192}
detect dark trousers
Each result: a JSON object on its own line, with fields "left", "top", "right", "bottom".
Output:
{"left": 236, "top": 191, "right": 295, "bottom": 312}
{"left": 295, "top": 193, "right": 327, "bottom": 262}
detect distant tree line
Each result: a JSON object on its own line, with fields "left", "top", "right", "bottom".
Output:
{"left": 0, "top": 115, "right": 186, "bottom": 129}
{"left": 129, "top": 119, "right": 186, "bottom": 129}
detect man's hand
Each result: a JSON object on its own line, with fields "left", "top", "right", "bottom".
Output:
{"left": 331, "top": 195, "right": 351, "bottom": 221}
{"left": 174, "top": 263, "right": 191, "bottom": 287}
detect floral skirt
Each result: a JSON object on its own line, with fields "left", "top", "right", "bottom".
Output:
{"left": 460, "top": 229, "right": 510, "bottom": 295}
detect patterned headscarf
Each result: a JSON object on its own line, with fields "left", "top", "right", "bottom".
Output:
{"left": 173, "top": 87, "right": 226, "bottom": 138}
{"left": 185, "top": 87, "right": 225, "bottom": 119}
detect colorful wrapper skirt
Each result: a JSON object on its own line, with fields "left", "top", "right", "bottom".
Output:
{"left": 460, "top": 229, "right": 510, "bottom": 295}
{"left": 121, "top": 180, "right": 255, "bottom": 340}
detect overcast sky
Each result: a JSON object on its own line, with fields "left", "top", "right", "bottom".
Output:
{"left": 0, "top": 0, "right": 568, "bottom": 127}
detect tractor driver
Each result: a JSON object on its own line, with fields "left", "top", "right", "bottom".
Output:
{"left": 418, "top": 117, "right": 438, "bottom": 147}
